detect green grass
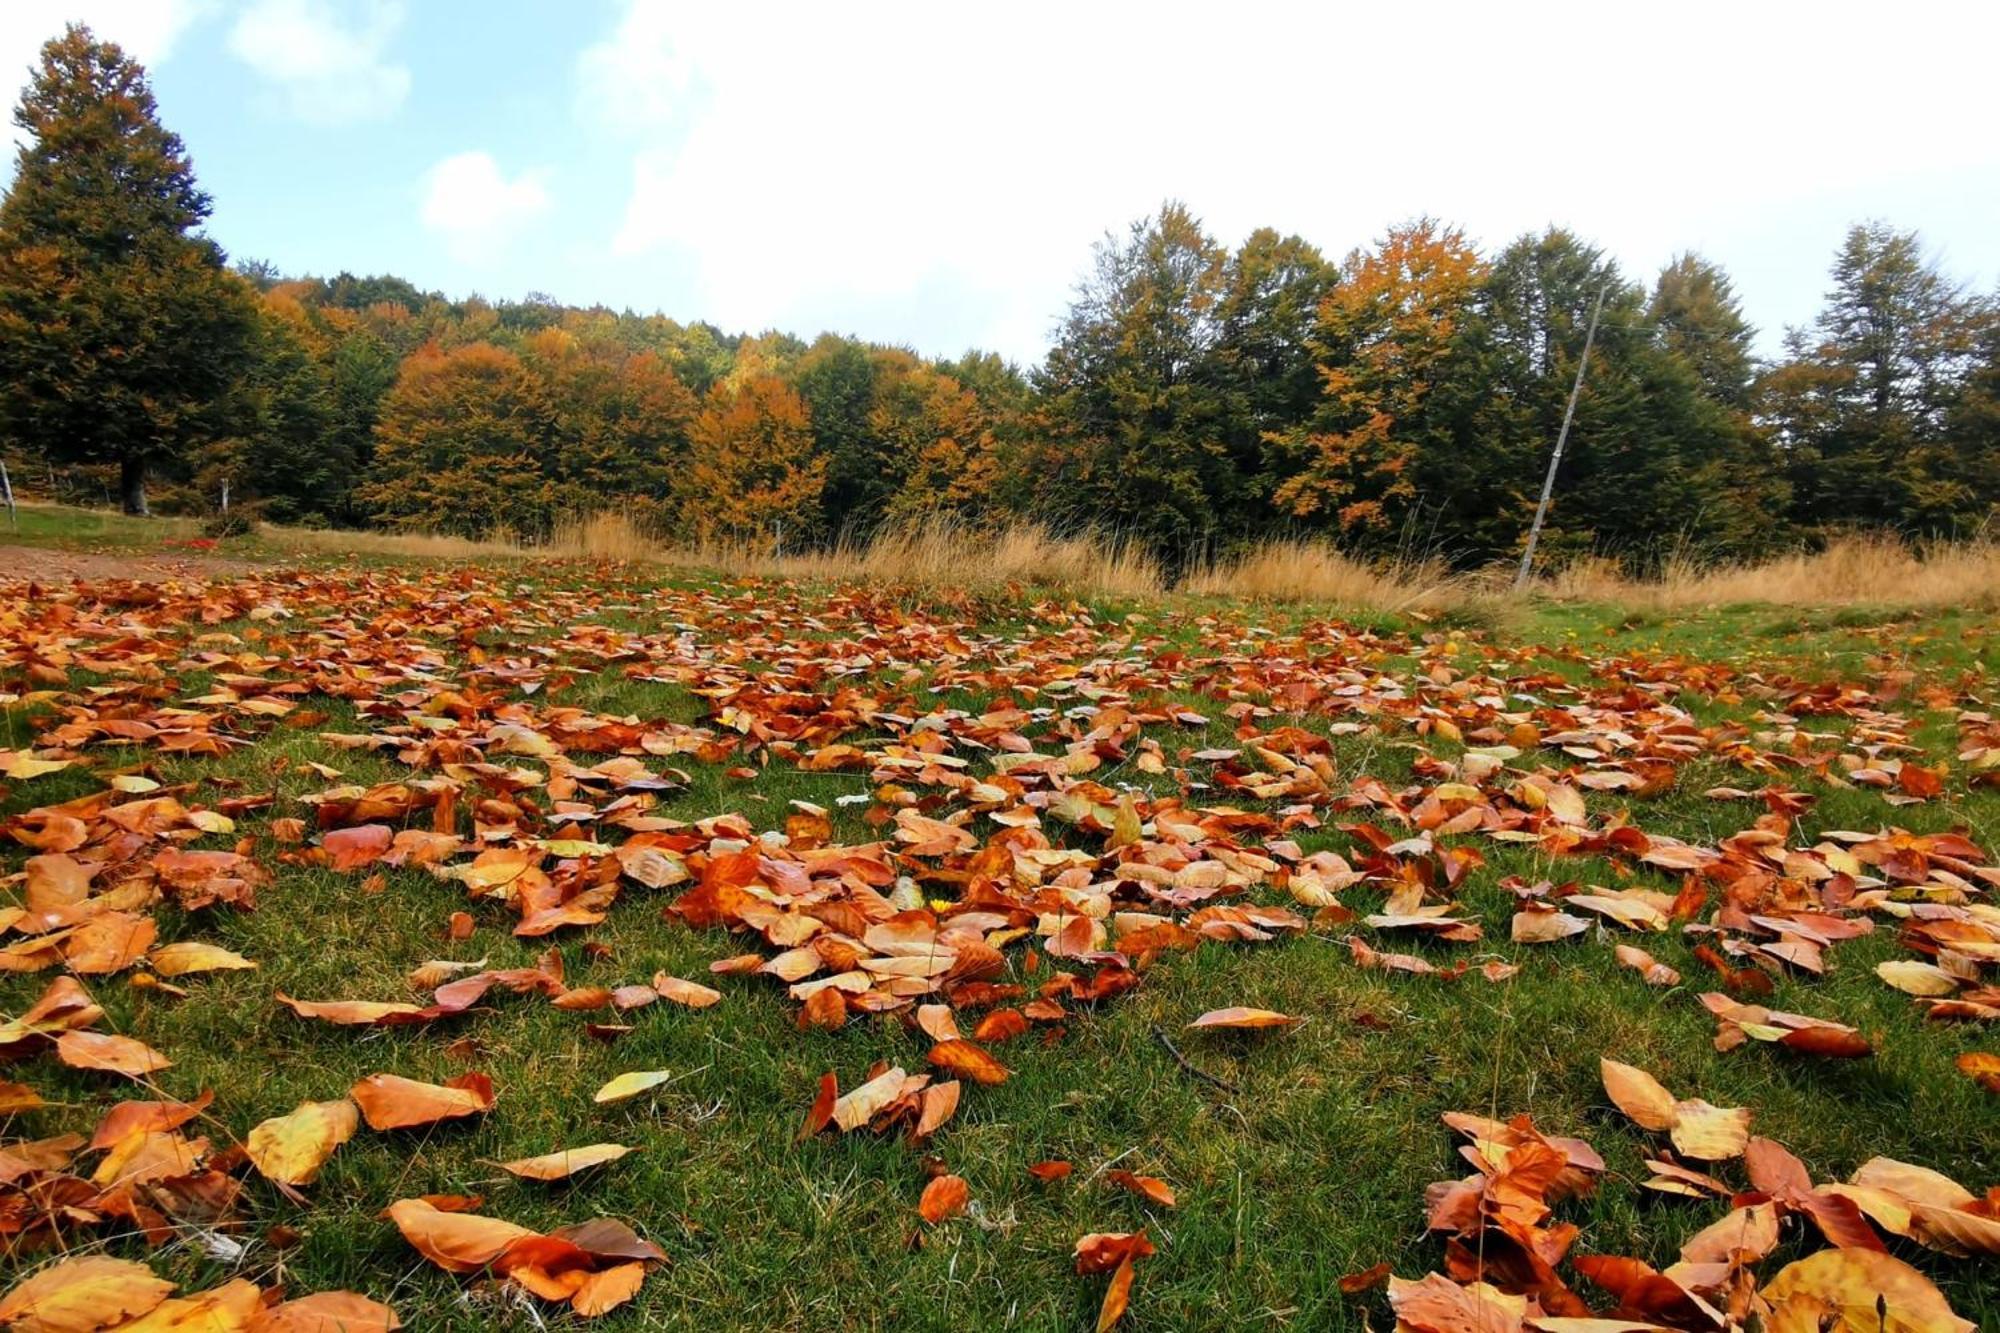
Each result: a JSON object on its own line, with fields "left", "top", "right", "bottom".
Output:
{"left": 2, "top": 516, "right": 1998, "bottom": 1330}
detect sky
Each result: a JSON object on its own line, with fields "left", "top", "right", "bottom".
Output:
{"left": 3, "top": 0, "right": 1997, "bottom": 367}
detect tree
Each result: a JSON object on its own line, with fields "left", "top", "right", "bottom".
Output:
{"left": 1651, "top": 254, "right": 1757, "bottom": 410}
{"left": 1270, "top": 219, "right": 1486, "bottom": 542}
{"left": 676, "top": 375, "right": 825, "bottom": 547}
{"left": 1762, "top": 223, "right": 1990, "bottom": 532}
{"left": 195, "top": 290, "right": 342, "bottom": 523}
{"left": 873, "top": 361, "right": 998, "bottom": 526}
{"left": 359, "top": 341, "right": 556, "bottom": 535}
{"left": 794, "top": 335, "right": 890, "bottom": 534}
{"left": 1034, "top": 202, "right": 1238, "bottom": 562}
{"left": 0, "top": 25, "right": 253, "bottom": 513}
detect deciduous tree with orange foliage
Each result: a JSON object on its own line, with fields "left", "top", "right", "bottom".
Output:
{"left": 675, "top": 375, "right": 826, "bottom": 547}
{"left": 1271, "top": 219, "right": 1486, "bottom": 538}
{"left": 359, "top": 341, "right": 558, "bottom": 536}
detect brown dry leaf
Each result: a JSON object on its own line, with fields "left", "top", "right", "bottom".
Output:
{"left": 498, "top": 1144, "right": 633, "bottom": 1181}
{"left": 1760, "top": 1247, "right": 1973, "bottom": 1332}
{"left": 1336, "top": 1261, "right": 1391, "bottom": 1294}
{"left": 799, "top": 1071, "right": 838, "bottom": 1140}
{"left": 918, "top": 1173, "right": 969, "bottom": 1224}
{"left": 1186, "top": 1007, "right": 1302, "bottom": 1031}
{"left": 1612, "top": 944, "right": 1680, "bottom": 987}
{"left": 1386, "top": 1273, "right": 1529, "bottom": 1332}
{"left": 0, "top": 1255, "right": 174, "bottom": 1332}
{"left": 247, "top": 1099, "right": 359, "bottom": 1186}
{"left": 650, "top": 974, "right": 722, "bottom": 1008}
{"left": 1600, "top": 1058, "right": 1676, "bottom": 1132}
{"left": 386, "top": 1197, "right": 536, "bottom": 1274}
{"left": 61, "top": 912, "right": 157, "bottom": 974}
{"left": 56, "top": 1029, "right": 171, "bottom": 1077}
{"left": 351, "top": 1072, "right": 494, "bottom": 1130}
{"left": 247, "top": 1290, "right": 403, "bottom": 1332}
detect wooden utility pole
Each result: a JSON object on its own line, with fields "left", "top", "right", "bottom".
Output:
{"left": 1514, "top": 283, "right": 1608, "bottom": 589}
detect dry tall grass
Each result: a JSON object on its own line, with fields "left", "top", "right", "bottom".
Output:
{"left": 1186, "top": 539, "right": 1472, "bottom": 613}
{"left": 1544, "top": 535, "right": 2000, "bottom": 611}
{"left": 255, "top": 513, "right": 1998, "bottom": 616}
{"left": 263, "top": 512, "right": 1165, "bottom": 597}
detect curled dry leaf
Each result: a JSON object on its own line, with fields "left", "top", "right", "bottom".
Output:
{"left": 1957, "top": 1051, "right": 2000, "bottom": 1093}
{"left": 499, "top": 1143, "right": 633, "bottom": 1181}
{"left": 350, "top": 1072, "right": 494, "bottom": 1130}
{"left": 1104, "top": 1170, "right": 1176, "bottom": 1208}
{"left": 247, "top": 1099, "right": 359, "bottom": 1186}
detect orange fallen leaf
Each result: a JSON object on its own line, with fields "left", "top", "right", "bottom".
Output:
{"left": 248, "top": 1289, "right": 403, "bottom": 1332}
{"left": 1957, "top": 1052, "right": 2000, "bottom": 1094}
{"left": 56, "top": 1030, "right": 171, "bottom": 1077}
{"left": 570, "top": 1261, "right": 647, "bottom": 1317}
{"left": 1105, "top": 1170, "right": 1176, "bottom": 1207}
{"left": 351, "top": 1072, "right": 494, "bottom": 1130}
{"left": 386, "top": 1197, "right": 536, "bottom": 1274}
{"left": 0, "top": 1255, "right": 174, "bottom": 1331}
{"left": 1028, "top": 1160, "right": 1073, "bottom": 1182}
{"left": 918, "top": 1173, "right": 969, "bottom": 1224}
{"left": 927, "top": 1039, "right": 1009, "bottom": 1085}
{"left": 651, "top": 973, "right": 722, "bottom": 1008}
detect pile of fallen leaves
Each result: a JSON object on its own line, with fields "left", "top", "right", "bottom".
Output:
{"left": 1354, "top": 1055, "right": 1990, "bottom": 1330}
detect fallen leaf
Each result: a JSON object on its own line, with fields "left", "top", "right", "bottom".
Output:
{"left": 499, "top": 1144, "right": 633, "bottom": 1181}
{"left": 591, "top": 1070, "right": 672, "bottom": 1105}
{"left": 247, "top": 1099, "right": 359, "bottom": 1186}
{"left": 918, "top": 1173, "right": 969, "bottom": 1224}
{"left": 351, "top": 1072, "right": 494, "bottom": 1130}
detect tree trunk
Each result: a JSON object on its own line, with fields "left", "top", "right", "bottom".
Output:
{"left": 119, "top": 455, "right": 149, "bottom": 515}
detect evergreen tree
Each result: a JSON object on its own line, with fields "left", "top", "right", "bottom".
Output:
{"left": 0, "top": 25, "right": 254, "bottom": 513}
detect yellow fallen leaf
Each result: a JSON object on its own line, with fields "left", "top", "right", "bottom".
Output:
{"left": 149, "top": 942, "right": 257, "bottom": 977}
{"left": 592, "top": 1070, "right": 671, "bottom": 1104}
{"left": 497, "top": 1143, "right": 633, "bottom": 1180}
{"left": 247, "top": 1099, "right": 359, "bottom": 1186}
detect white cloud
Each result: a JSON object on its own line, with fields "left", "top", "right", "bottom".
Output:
{"left": 419, "top": 150, "right": 551, "bottom": 264}
{"left": 226, "top": 0, "right": 407, "bottom": 127}
{"left": 3, "top": 1, "right": 215, "bottom": 157}
{"left": 581, "top": 0, "right": 2000, "bottom": 363}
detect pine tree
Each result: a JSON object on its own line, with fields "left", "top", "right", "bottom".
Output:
{"left": 0, "top": 24, "right": 253, "bottom": 513}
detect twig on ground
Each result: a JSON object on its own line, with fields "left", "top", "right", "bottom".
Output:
{"left": 1151, "top": 1023, "right": 1239, "bottom": 1094}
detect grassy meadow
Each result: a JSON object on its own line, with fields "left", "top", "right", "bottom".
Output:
{"left": 0, "top": 504, "right": 1996, "bottom": 1330}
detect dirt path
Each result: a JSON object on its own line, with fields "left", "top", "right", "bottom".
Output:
{"left": 0, "top": 543, "right": 270, "bottom": 584}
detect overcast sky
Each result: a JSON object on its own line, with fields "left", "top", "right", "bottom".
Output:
{"left": 5, "top": 0, "right": 1996, "bottom": 366}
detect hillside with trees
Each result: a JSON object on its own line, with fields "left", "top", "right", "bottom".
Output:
{"left": 3, "top": 26, "right": 1995, "bottom": 571}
